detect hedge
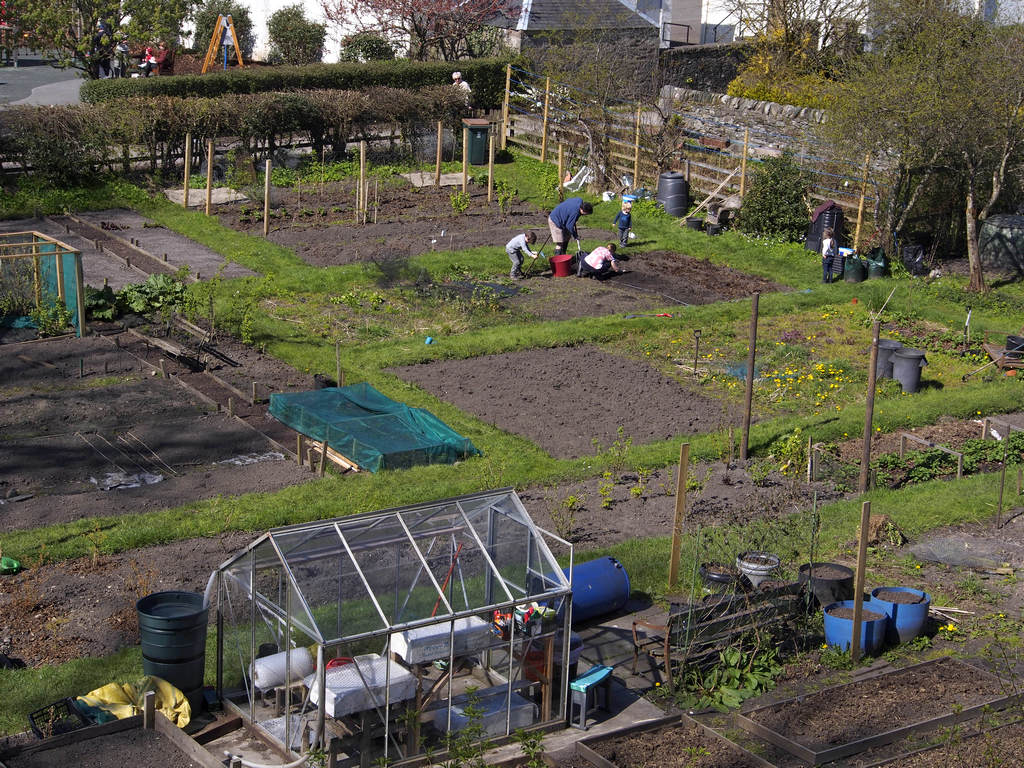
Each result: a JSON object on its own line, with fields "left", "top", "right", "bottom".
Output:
{"left": 0, "top": 87, "right": 469, "bottom": 183}
{"left": 81, "top": 58, "right": 510, "bottom": 110}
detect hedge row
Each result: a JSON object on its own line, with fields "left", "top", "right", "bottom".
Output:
{"left": 0, "top": 87, "right": 469, "bottom": 183}
{"left": 81, "top": 58, "right": 510, "bottom": 109}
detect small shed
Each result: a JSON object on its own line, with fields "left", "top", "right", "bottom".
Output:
{"left": 214, "top": 489, "right": 573, "bottom": 766}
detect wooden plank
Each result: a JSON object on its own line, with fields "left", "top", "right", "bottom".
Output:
{"left": 308, "top": 439, "right": 360, "bottom": 472}
{"left": 155, "top": 713, "right": 227, "bottom": 768}
{"left": 0, "top": 715, "right": 143, "bottom": 758}
{"left": 193, "top": 714, "right": 243, "bottom": 745}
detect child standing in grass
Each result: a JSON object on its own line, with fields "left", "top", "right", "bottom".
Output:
{"left": 613, "top": 200, "right": 632, "bottom": 248}
{"left": 505, "top": 230, "right": 539, "bottom": 280}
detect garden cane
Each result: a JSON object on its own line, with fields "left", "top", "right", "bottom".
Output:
{"left": 962, "top": 353, "right": 1008, "bottom": 381}
{"left": 524, "top": 233, "right": 550, "bottom": 277}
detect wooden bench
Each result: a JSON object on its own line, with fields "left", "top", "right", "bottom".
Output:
{"left": 632, "top": 584, "right": 804, "bottom": 690}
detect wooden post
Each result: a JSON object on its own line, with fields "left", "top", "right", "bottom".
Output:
{"left": 297, "top": 435, "right": 303, "bottom": 466}
{"left": 850, "top": 500, "right": 872, "bottom": 663}
{"left": 227, "top": 396, "right": 234, "bottom": 417}
{"left": 159, "top": 359, "right": 167, "bottom": 379}
{"left": 462, "top": 124, "right": 469, "bottom": 194}
{"left": 739, "top": 128, "right": 750, "bottom": 197}
{"left": 435, "top": 120, "right": 443, "bottom": 187}
{"left": 183, "top": 132, "right": 192, "bottom": 209}
{"left": 251, "top": 381, "right": 257, "bottom": 405}
{"left": 501, "top": 63, "right": 511, "bottom": 150}
{"left": 540, "top": 77, "right": 551, "bottom": 163}
{"left": 359, "top": 140, "right": 367, "bottom": 223}
{"left": 806, "top": 435, "right": 813, "bottom": 484}
{"left": 335, "top": 340, "right": 341, "bottom": 388}
{"left": 557, "top": 144, "right": 564, "bottom": 197}
{"left": 143, "top": 690, "right": 156, "bottom": 729}
{"left": 684, "top": 158, "right": 691, "bottom": 184}
{"left": 668, "top": 443, "right": 690, "bottom": 589}
{"left": 487, "top": 135, "right": 495, "bottom": 203}
{"left": 854, "top": 153, "right": 870, "bottom": 250}
{"left": 205, "top": 140, "right": 214, "bottom": 216}
{"left": 263, "top": 158, "right": 271, "bottom": 237}
{"left": 632, "top": 107, "right": 642, "bottom": 184}
{"left": 318, "top": 443, "right": 326, "bottom": 476}
{"left": 740, "top": 293, "right": 759, "bottom": 460}
{"left": 860, "top": 322, "right": 881, "bottom": 492}
{"left": 997, "top": 439, "right": 1008, "bottom": 528}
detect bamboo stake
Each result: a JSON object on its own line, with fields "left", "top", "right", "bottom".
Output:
{"left": 335, "top": 341, "right": 341, "bottom": 388}
{"left": 487, "top": 135, "right": 495, "bottom": 203}
{"left": 501, "top": 64, "right": 511, "bottom": 151}
{"left": 435, "top": 120, "right": 443, "bottom": 187}
{"left": 668, "top": 443, "right": 690, "bottom": 589}
{"left": 860, "top": 322, "right": 881, "bottom": 492}
{"left": 373, "top": 180, "right": 378, "bottom": 224}
{"left": 540, "top": 77, "right": 551, "bottom": 163}
{"left": 297, "top": 435, "right": 303, "bottom": 466}
{"left": 462, "top": 124, "right": 468, "bottom": 194}
{"left": 854, "top": 153, "right": 871, "bottom": 249}
{"left": 359, "top": 140, "right": 366, "bottom": 224}
{"left": 320, "top": 147, "right": 326, "bottom": 200}
{"left": 557, "top": 144, "right": 564, "bottom": 197}
{"left": 850, "top": 500, "right": 872, "bottom": 663}
{"left": 997, "top": 439, "right": 1008, "bottom": 528}
{"left": 263, "top": 158, "right": 271, "bottom": 237}
{"left": 205, "top": 139, "right": 214, "bottom": 216}
{"left": 739, "top": 128, "right": 749, "bottom": 197}
{"left": 633, "top": 107, "right": 642, "bottom": 184}
{"left": 740, "top": 292, "right": 759, "bottom": 459}
{"left": 183, "top": 132, "right": 192, "bottom": 209}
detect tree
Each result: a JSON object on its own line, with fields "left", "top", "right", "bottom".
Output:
{"left": 267, "top": 4, "right": 326, "bottom": 65}
{"left": 736, "top": 153, "right": 811, "bottom": 241}
{"left": 14, "top": 0, "right": 196, "bottom": 78}
{"left": 320, "top": 0, "right": 514, "bottom": 60}
{"left": 337, "top": 31, "right": 395, "bottom": 62}
{"left": 192, "top": 0, "right": 254, "bottom": 59}
{"left": 823, "top": 0, "right": 1024, "bottom": 291}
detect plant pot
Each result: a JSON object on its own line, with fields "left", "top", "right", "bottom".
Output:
{"left": 798, "top": 562, "right": 854, "bottom": 609}
{"left": 685, "top": 216, "right": 704, "bottom": 231}
{"left": 823, "top": 600, "right": 888, "bottom": 654}
{"left": 735, "top": 552, "right": 780, "bottom": 589}
{"left": 706, "top": 223, "right": 723, "bottom": 236}
{"left": 870, "top": 587, "right": 930, "bottom": 644}
{"left": 699, "top": 563, "right": 737, "bottom": 593}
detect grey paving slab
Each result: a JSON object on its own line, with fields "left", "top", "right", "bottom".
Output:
{"left": 0, "top": 57, "right": 82, "bottom": 105}
{"left": 77, "top": 209, "right": 257, "bottom": 280}
{"left": 401, "top": 171, "right": 467, "bottom": 188}
{"left": 164, "top": 188, "right": 249, "bottom": 207}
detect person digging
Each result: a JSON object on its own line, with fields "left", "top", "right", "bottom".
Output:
{"left": 547, "top": 197, "right": 593, "bottom": 256}
{"left": 506, "top": 230, "right": 540, "bottom": 280}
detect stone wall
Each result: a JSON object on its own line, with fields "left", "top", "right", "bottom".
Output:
{"left": 659, "top": 42, "right": 752, "bottom": 93}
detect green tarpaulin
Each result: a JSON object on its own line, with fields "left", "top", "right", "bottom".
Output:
{"left": 269, "top": 382, "right": 480, "bottom": 473}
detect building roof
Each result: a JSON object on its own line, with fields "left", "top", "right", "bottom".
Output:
{"left": 496, "top": 0, "right": 659, "bottom": 31}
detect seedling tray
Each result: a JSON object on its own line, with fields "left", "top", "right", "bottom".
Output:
{"left": 734, "top": 657, "right": 1021, "bottom": 766}
{"left": 576, "top": 713, "right": 775, "bottom": 768}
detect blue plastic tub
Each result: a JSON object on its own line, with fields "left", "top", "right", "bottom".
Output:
{"left": 823, "top": 600, "right": 888, "bottom": 654}
{"left": 564, "top": 557, "right": 630, "bottom": 625}
{"left": 870, "top": 587, "right": 931, "bottom": 644}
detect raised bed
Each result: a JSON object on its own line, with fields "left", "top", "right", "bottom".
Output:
{"left": 734, "top": 657, "right": 1020, "bottom": 765}
{"left": 576, "top": 713, "right": 775, "bottom": 768}
{"left": 864, "top": 718, "right": 1024, "bottom": 766}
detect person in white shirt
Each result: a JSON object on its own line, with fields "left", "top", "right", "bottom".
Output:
{"left": 452, "top": 71, "right": 471, "bottom": 98}
{"left": 505, "top": 231, "right": 539, "bottom": 279}
{"left": 578, "top": 243, "right": 622, "bottom": 279}
{"left": 821, "top": 226, "right": 839, "bottom": 283}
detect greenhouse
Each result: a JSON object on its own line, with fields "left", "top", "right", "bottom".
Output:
{"left": 215, "top": 488, "right": 574, "bottom": 766}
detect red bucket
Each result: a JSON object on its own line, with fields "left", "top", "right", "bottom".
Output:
{"left": 549, "top": 254, "right": 574, "bottom": 277}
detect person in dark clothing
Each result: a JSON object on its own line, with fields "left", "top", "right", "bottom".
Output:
{"left": 613, "top": 200, "right": 632, "bottom": 248}
{"left": 547, "top": 197, "right": 592, "bottom": 255}
{"left": 92, "top": 20, "right": 113, "bottom": 78}
{"left": 821, "top": 227, "right": 839, "bottom": 283}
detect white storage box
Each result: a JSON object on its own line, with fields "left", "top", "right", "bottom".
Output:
{"left": 305, "top": 653, "right": 417, "bottom": 718}
{"left": 391, "top": 616, "right": 495, "bottom": 665}
{"left": 431, "top": 689, "right": 537, "bottom": 737}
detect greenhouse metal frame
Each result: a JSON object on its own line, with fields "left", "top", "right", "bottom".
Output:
{"left": 215, "top": 488, "right": 574, "bottom": 765}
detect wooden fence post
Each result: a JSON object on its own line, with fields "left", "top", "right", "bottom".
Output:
{"left": 462, "top": 124, "right": 469, "bottom": 194}
{"left": 487, "top": 135, "right": 495, "bottom": 203}
{"left": 633, "top": 107, "right": 642, "bottom": 184}
{"left": 860, "top": 322, "right": 880, "bottom": 492}
{"left": 263, "top": 158, "right": 271, "bottom": 237}
{"left": 183, "top": 132, "right": 192, "bottom": 209}
{"left": 739, "top": 128, "right": 749, "bottom": 198}
{"left": 359, "top": 140, "right": 366, "bottom": 224}
{"left": 668, "top": 443, "right": 690, "bottom": 589}
{"left": 740, "top": 292, "right": 759, "bottom": 460}
{"left": 557, "top": 143, "right": 564, "bottom": 197}
{"left": 854, "top": 153, "right": 870, "bottom": 249}
{"left": 501, "top": 63, "right": 511, "bottom": 151}
{"left": 850, "top": 500, "right": 872, "bottom": 662}
{"left": 205, "top": 139, "right": 214, "bottom": 216}
{"left": 435, "top": 120, "right": 443, "bottom": 187}
{"left": 540, "top": 77, "right": 551, "bottom": 163}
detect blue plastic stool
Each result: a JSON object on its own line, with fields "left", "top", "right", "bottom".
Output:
{"left": 568, "top": 665, "right": 613, "bottom": 730}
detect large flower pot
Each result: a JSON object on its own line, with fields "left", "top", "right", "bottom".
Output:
{"left": 823, "top": 600, "right": 888, "bottom": 654}
{"left": 870, "top": 587, "right": 930, "bottom": 644}
{"left": 736, "top": 552, "right": 780, "bottom": 589}
{"left": 798, "top": 562, "right": 854, "bottom": 609}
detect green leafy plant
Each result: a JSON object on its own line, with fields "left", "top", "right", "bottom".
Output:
{"left": 513, "top": 728, "right": 546, "bottom": 768}
{"left": 736, "top": 152, "right": 810, "bottom": 242}
{"left": 819, "top": 643, "right": 855, "bottom": 670}
{"left": 267, "top": 3, "right": 326, "bottom": 66}
{"left": 769, "top": 427, "right": 807, "bottom": 477}
{"left": 119, "top": 274, "right": 193, "bottom": 316}
{"left": 449, "top": 190, "right": 470, "bottom": 215}
{"left": 30, "top": 292, "right": 74, "bottom": 337}
{"left": 680, "top": 641, "right": 782, "bottom": 711}
{"left": 440, "top": 691, "right": 490, "bottom": 768}
{"left": 84, "top": 285, "right": 120, "bottom": 321}
{"left": 495, "top": 179, "right": 517, "bottom": 217}
{"left": 598, "top": 471, "right": 615, "bottom": 509}
{"left": 551, "top": 493, "right": 582, "bottom": 540}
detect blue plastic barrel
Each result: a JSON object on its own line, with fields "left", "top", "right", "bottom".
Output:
{"left": 823, "top": 600, "right": 888, "bottom": 654}
{"left": 564, "top": 557, "right": 630, "bottom": 625}
{"left": 870, "top": 587, "right": 930, "bottom": 644}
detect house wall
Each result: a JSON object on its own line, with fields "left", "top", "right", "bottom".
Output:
{"left": 659, "top": 40, "right": 750, "bottom": 91}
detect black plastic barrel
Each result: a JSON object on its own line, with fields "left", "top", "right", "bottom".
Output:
{"left": 463, "top": 119, "right": 489, "bottom": 165}
{"left": 706, "top": 223, "right": 723, "bottom": 236}
{"left": 798, "top": 562, "right": 854, "bottom": 609}
{"left": 876, "top": 339, "right": 904, "bottom": 379}
{"left": 137, "top": 591, "right": 208, "bottom": 712}
{"left": 805, "top": 203, "right": 844, "bottom": 253}
{"left": 1006, "top": 335, "right": 1024, "bottom": 360}
{"left": 656, "top": 172, "right": 689, "bottom": 217}
{"left": 892, "top": 348, "right": 928, "bottom": 393}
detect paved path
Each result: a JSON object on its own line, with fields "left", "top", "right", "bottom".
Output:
{"left": 0, "top": 57, "right": 82, "bottom": 106}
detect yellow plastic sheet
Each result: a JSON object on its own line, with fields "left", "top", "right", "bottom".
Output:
{"left": 76, "top": 675, "right": 192, "bottom": 728}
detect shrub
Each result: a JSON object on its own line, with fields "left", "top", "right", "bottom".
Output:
{"left": 736, "top": 152, "right": 810, "bottom": 242}
{"left": 192, "top": 0, "right": 255, "bottom": 59}
{"left": 267, "top": 4, "right": 326, "bottom": 66}
{"left": 338, "top": 32, "right": 395, "bottom": 63}
{"left": 80, "top": 58, "right": 511, "bottom": 110}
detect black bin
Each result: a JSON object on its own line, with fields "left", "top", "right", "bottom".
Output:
{"left": 806, "top": 201, "right": 844, "bottom": 253}
{"left": 656, "top": 171, "right": 689, "bottom": 217}
{"left": 462, "top": 118, "right": 489, "bottom": 166}
{"left": 137, "top": 591, "right": 209, "bottom": 713}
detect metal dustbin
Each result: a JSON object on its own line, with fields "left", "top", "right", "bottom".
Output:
{"left": 462, "top": 118, "right": 489, "bottom": 165}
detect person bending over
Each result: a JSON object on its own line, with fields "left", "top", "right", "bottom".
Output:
{"left": 578, "top": 243, "right": 622, "bottom": 279}
{"left": 547, "top": 197, "right": 592, "bottom": 255}
{"left": 505, "top": 230, "right": 539, "bottom": 280}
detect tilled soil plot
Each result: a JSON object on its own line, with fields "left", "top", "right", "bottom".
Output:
{"left": 0, "top": 331, "right": 314, "bottom": 531}
{"left": 887, "top": 720, "right": 1024, "bottom": 767}
{"left": 747, "top": 658, "right": 1006, "bottom": 750}
{"left": 589, "top": 720, "right": 768, "bottom": 768}
{"left": 393, "top": 346, "right": 745, "bottom": 459}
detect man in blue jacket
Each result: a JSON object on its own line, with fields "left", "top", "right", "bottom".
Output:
{"left": 548, "top": 197, "right": 593, "bottom": 254}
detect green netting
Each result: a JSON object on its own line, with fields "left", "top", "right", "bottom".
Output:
{"left": 1, "top": 233, "right": 83, "bottom": 336}
{"left": 269, "top": 382, "right": 481, "bottom": 473}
